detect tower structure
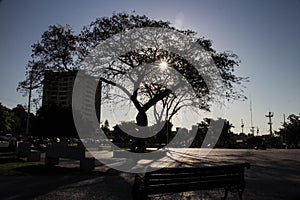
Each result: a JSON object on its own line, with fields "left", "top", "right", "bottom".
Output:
{"left": 250, "top": 97, "right": 255, "bottom": 135}
{"left": 265, "top": 111, "right": 274, "bottom": 136}
{"left": 241, "top": 119, "right": 244, "bottom": 134}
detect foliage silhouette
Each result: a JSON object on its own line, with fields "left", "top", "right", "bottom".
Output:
{"left": 18, "top": 13, "right": 248, "bottom": 150}
{"left": 278, "top": 113, "right": 300, "bottom": 148}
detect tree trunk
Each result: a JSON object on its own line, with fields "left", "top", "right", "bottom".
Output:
{"left": 131, "top": 111, "right": 147, "bottom": 152}
{"left": 136, "top": 111, "right": 148, "bottom": 126}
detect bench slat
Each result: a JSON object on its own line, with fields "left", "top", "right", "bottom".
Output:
{"left": 147, "top": 169, "right": 243, "bottom": 180}
{"left": 148, "top": 174, "right": 241, "bottom": 185}
{"left": 132, "top": 162, "right": 250, "bottom": 200}
{"left": 147, "top": 163, "right": 249, "bottom": 174}
{"left": 147, "top": 178, "right": 242, "bottom": 194}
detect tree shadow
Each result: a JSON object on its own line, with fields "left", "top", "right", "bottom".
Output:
{"left": 166, "top": 149, "right": 244, "bottom": 167}
{"left": 0, "top": 167, "right": 134, "bottom": 199}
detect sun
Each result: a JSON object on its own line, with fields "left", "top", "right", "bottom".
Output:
{"left": 159, "top": 61, "right": 168, "bottom": 71}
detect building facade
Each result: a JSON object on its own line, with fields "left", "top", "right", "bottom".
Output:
{"left": 42, "top": 70, "right": 101, "bottom": 122}
{"left": 42, "top": 71, "right": 77, "bottom": 107}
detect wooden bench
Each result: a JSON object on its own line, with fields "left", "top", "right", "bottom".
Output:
{"left": 132, "top": 162, "right": 250, "bottom": 200}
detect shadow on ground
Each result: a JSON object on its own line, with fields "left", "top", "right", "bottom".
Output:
{"left": 0, "top": 167, "right": 133, "bottom": 200}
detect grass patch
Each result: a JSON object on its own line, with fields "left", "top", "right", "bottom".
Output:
{"left": 0, "top": 151, "right": 42, "bottom": 175}
{"left": 86, "top": 147, "right": 99, "bottom": 151}
{"left": 0, "top": 151, "right": 97, "bottom": 175}
{"left": 0, "top": 161, "right": 41, "bottom": 175}
{"left": 14, "top": 165, "right": 94, "bottom": 175}
{"left": 0, "top": 151, "right": 16, "bottom": 158}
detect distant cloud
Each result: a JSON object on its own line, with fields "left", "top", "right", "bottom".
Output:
{"left": 175, "top": 12, "right": 185, "bottom": 29}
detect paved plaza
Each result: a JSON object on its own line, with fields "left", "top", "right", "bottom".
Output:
{"left": 0, "top": 149, "right": 299, "bottom": 199}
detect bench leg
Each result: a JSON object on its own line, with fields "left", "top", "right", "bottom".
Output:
{"left": 238, "top": 188, "right": 244, "bottom": 200}
{"left": 221, "top": 188, "right": 229, "bottom": 200}
{"left": 223, "top": 187, "right": 243, "bottom": 200}
{"left": 132, "top": 190, "right": 147, "bottom": 200}
{"left": 132, "top": 175, "right": 147, "bottom": 200}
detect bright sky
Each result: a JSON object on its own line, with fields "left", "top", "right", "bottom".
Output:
{"left": 0, "top": 0, "right": 300, "bottom": 134}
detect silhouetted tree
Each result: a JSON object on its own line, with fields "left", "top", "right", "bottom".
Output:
{"left": 152, "top": 120, "right": 173, "bottom": 144}
{"left": 33, "top": 103, "right": 78, "bottom": 138}
{"left": 245, "top": 135, "right": 263, "bottom": 148}
{"left": 101, "top": 119, "right": 112, "bottom": 138}
{"left": 19, "top": 12, "right": 248, "bottom": 151}
{"left": 82, "top": 13, "right": 247, "bottom": 122}
{"left": 193, "top": 118, "right": 234, "bottom": 148}
{"left": 193, "top": 118, "right": 210, "bottom": 147}
{"left": 17, "top": 24, "right": 80, "bottom": 104}
{"left": 217, "top": 120, "right": 235, "bottom": 147}
{"left": 112, "top": 121, "right": 136, "bottom": 143}
{"left": 11, "top": 104, "right": 28, "bottom": 135}
{"left": 278, "top": 113, "right": 300, "bottom": 148}
{"left": 0, "top": 103, "right": 14, "bottom": 135}
{"left": 81, "top": 13, "right": 247, "bottom": 151}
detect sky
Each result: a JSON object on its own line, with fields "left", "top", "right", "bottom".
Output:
{"left": 0, "top": 0, "right": 300, "bottom": 134}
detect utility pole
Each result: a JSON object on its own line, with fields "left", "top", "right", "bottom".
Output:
{"left": 241, "top": 119, "right": 244, "bottom": 134}
{"left": 283, "top": 114, "right": 287, "bottom": 149}
{"left": 25, "top": 71, "right": 33, "bottom": 137}
{"left": 166, "top": 108, "right": 169, "bottom": 145}
{"left": 250, "top": 97, "right": 255, "bottom": 135}
{"left": 265, "top": 111, "right": 274, "bottom": 136}
{"left": 25, "top": 87, "right": 32, "bottom": 136}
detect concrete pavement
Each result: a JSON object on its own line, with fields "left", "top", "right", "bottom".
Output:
{"left": 0, "top": 149, "right": 299, "bottom": 199}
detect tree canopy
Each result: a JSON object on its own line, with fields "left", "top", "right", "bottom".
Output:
{"left": 0, "top": 103, "right": 14, "bottom": 135}
{"left": 278, "top": 113, "right": 300, "bottom": 148}
{"left": 0, "top": 103, "right": 29, "bottom": 136}
{"left": 18, "top": 12, "right": 248, "bottom": 146}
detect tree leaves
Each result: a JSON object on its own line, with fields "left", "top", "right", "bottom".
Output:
{"left": 18, "top": 12, "right": 248, "bottom": 125}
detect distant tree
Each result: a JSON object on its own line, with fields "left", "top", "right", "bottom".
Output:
{"left": 245, "top": 135, "right": 263, "bottom": 148}
{"left": 17, "top": 61, "right": 46, "bottom": 101}
{"left": 278, "top": 113, "right": 300, "bottom": 148}
{"left": 193, "top": 118, "right": 210, "bottom": 147}
{"left": 33, "top": 103, "right": 78, "bottom": 138}
{"left": 192, "top": 118, "right": 234, "bottom": 148}
{"left": 217, "top": 119, "right": 235, "bottom": 147}
{"left": 111, "top": 120, "right": 173, "bottom": 145}
{"left": 17, "top": 25, "right": 80, "bottom": 103}
{"left": 0, "top": 103, "right": 14, "bottom": 135}
{"left": 11, "top": 104, "right": 28, "bottom": 135}
{"left": 101, "top": 119, "right": 112, "bottom": 138}
{"left": 153, "top": 120, "right": 173, "bottom": 144}
{"left": 112, "top": 121, "right": 136, "bottom": 143}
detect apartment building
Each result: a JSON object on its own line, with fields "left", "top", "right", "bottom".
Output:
{"left": 42, "top": 70, "right": 101, "bottom": 121}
